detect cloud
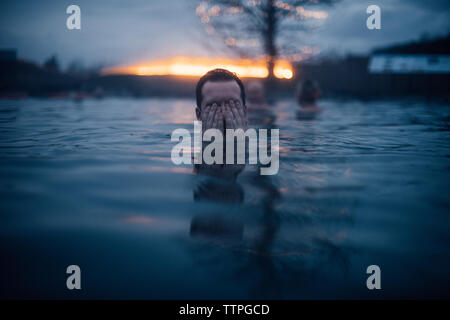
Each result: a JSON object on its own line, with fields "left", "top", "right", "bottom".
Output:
{"left": 0, "top": 0, "right": 448, "bottom": 66}
{"left": 302, "top": 0, "right": 450, "bottom": 54}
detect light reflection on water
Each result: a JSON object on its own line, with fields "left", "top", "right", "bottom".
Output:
{"left": 0, "top": 97, "right": 449, "bottom": 299}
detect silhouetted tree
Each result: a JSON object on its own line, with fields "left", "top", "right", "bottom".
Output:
{"left": 43, "top": 55, "right": 60, "bottom": 73}
{"left": 196, "top": 0, "right": 337, "bottom": 79}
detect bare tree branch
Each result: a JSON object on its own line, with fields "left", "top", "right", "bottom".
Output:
{"left": 195, "top": 0, "right": 339, "bottom": 78}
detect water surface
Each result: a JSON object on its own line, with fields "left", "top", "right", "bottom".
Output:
{"left": 1, "top": 97, "right": 449, "bottom": 299}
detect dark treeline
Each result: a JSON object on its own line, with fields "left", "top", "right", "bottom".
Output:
{"left": 300, "top": 34, "right": 450, "bottom": 99}
{"left": 295, "top": 56, "right": 450, "bottom": 99}
{"left": 1, "top": 34, "right": 449, "bottom": 100}
{"left": 0, "top": 57, "right": 88, "bottom": 97}
{"left": 374, "top": 34, "right": 450, "bottom": 54}
{"left": 2, "top": 57, "right": 449, "bottom": 100}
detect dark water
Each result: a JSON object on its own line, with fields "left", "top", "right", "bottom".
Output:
{"left": 0, "top": 97, "right": 449, "bottom": 299}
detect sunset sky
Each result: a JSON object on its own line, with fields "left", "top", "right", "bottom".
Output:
{"left": 0, "top": 0, "right": 449, "bottom": 68}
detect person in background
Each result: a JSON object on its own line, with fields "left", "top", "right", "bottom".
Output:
{"left": 246, "top": 80, "right": 276, "bottom": 127}
{"left": 296, "top": 79, "right": 322, "bottom": 119}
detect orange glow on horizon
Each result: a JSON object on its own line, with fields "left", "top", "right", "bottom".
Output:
{"left": 101, "top": 56, "right": 293, "bottom": 79}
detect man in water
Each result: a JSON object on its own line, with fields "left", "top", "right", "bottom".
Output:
{"left": 191, "top": 69, "right": 248, "bottom": 238}
{"left": 194, "top": 68, "right": 248, "bottom": 179}
{"left": 196, "top": 68, "right": 247, "bottom": 134}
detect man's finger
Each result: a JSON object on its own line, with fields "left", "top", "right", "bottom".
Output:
{"left": 206, "top": 103, "right": 217, "bottom": 129}
{"left": 229, "top": 100, "right": 243, "bottom": 128}
{"left": 216, "top": 107, "right": 224, "bottom": 133}
{"left": 212, "top": 105, "right": 220, "bottom": 128}
{"left": 202, "top": 104, "right": 211, "bottom": 122}
{"left": 234, "top": 100, "right": 246, "bottom": 122}
{"left": 235, "top": 100, "right": 247, "bottom": 129}
{"left": 224, "top": 103, "right": 234, "bottom": 129}
{"left": 237, "top": 100, "right": 245, "bottom": 118}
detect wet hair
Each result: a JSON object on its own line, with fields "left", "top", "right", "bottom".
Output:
{"left": 298, "top": 79, "right": 319, "bottom": 104}
{"left": 196, "top": 68, "right": 246, "bottom": 108}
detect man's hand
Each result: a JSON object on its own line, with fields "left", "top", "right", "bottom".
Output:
{"left": 201, "top": 103, "right": 224, "bottom": 133}
{"left": 223, "top": 99, "right": 247, "bottom": 130}
{"left": 197, "top": 99, "right": 247, "bottom": 180}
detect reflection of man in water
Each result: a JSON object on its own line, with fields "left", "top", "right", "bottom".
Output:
{"left": 296, "top": 79, "right": 322, "bottom": 119}
{"left": 191, "top": 69, "right": 248, "bottom": 238}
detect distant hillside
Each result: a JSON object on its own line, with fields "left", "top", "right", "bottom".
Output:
{"left": 374, "top": 34, "right": 450, "bottom": 54}
{"left": 0, "top": 59, "right": 81, "bottom": 95}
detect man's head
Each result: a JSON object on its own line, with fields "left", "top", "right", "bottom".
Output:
{"left": 195, "top": 68, "right": 246, "bottom": 120}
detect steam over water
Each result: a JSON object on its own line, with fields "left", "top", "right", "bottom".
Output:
{"left": 0, "top": 97, "right": 449, "bottom": 298}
